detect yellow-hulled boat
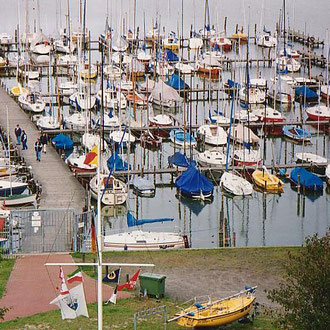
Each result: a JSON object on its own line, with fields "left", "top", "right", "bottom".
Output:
{"left": 252, "top": 167, "right": 284, "bottom": 192}
{"left": 171, "top": 287, "right": 256, "bottom": 328}
{"left": 230, "top": 32, "right": 248, "bottom": 43}
{"left": 10, "top": 85, "right": 28, "bottom": 97}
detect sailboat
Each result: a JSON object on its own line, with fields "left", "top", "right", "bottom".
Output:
{"left": 170, "top": 287, "right": 257, "bottom": 328}
{"left": 252, "top": 166, "right": 284, "bottom": 192}
{"left": 18, "top": 92, "right": 46, "bottom": 113}
{"left": 89, "top": 174, "right": 128, "bottom": 206}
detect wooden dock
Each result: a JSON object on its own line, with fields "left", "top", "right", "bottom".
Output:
{"left": 0, "top": 87, "right": 85, "bottom": 212}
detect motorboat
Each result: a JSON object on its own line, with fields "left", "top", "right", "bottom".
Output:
{"left": 220, "top": 172, "right": 253, "bottom": 196}
{"left": 0, "top": 193, "right": 36, "bottom": 207}
{"left": 90, "top": 174, "right": 128, "bottom": 206}
{"left": 197, "top": 124, "right": 227, "bottom": 146}
{"left": 103, "top": 230, "right": 185, "bottom": 251}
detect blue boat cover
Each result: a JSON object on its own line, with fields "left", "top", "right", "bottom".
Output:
{"left": 295, "top": 86, "right": 318, "bottom": 99}
{"left": 166, "top": 74, "right": 189, "bottom": 90}
{"left": 164, "top": 49, "right": 179, "bottom": 62}
{"left": 175, "top": 165, "right": 214, "bottom": 197}
{"left": 52, "top": 133, "right": 73, "bottom": 150}
{"left": 127, "top": 211, "right": 174, "bottom": 227}
{"left": 107, "top": 153, "right": 130, "bottom": 171}
{"left": 290, "top": 167, "right": 323, "bottom": 191}
{"left": 168, "top": 152, "right": 196, "bottom": 168}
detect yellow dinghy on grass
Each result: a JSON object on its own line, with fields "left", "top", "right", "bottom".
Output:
{"left": 169, "top": 286, "right": 257, "bottom": 328}
{"left": 252, "top": 166, "right": 284, "bottom": 192}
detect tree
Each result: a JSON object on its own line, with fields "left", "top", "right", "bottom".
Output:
{"left": 267, "top": 232, "right": 330, "bottom": 329}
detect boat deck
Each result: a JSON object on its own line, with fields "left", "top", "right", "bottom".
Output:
{"left": 0, "top": 87, "right": 85, "bottom": 211}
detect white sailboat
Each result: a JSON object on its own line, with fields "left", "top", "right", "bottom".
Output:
{"left": 220, "top": 172, "right": 253, "bottom": 196}
{"left": 89, "top": 174, "right": 128, "bottom": 206}
{"left": 103, "top": 230, "right": 185, "bottom": 251}
{"left": 197, "top": 125, "right": 227, "bottom": 146}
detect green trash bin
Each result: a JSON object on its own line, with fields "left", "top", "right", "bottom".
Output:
{"left": 139, "top": 273, "right": 166, "bottom": 298}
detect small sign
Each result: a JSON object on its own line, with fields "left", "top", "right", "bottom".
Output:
{"left": 78, "top": 222, "right": 84, "bottom": 229}
{"left": 31, "top": 212, "right": 41, "bottom": 228}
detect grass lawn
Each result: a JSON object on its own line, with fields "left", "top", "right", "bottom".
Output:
{"left": 1, "top": 296, "right": 276, "bottom": 329}
{"left": 0, "top": 257, "right": 15, "bottom": 299}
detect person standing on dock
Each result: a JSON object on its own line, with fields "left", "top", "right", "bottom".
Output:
{"left": 14, "top": 124, "right": 22, "bottom": 145}
{"left": 40, "top": 132, "right": 48, "bottom": 153}
{"left": 34, "top": 138, "right": 42, "bottom": 162}
{"left": 21, "top": 130, "right": 28, "bottom": 150}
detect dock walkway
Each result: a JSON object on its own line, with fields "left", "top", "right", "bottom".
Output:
{"left": 0, "top": 87, "right": 85, "bottom": 212}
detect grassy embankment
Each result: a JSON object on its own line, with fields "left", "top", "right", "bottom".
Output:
{"left": 1, "top": 247, "right": 302, "bottom": 329}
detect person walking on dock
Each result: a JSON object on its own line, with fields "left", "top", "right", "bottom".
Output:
{"left": 40, "top": 132, "right": 48, "bottom": 153}
{"left": 14, "top": 124, "right": 22, "bottom": 145}
{"left": 21, "top": 130, "right": 28, "bottom": 150}
{"left": 34, "top": 138, "right": 42, "bottom": 162}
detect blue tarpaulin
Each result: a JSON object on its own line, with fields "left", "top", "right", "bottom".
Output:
{"left": 52, "top": 133, "right": 73, "bottom": 150}
{"left": 295, "top": 86, "right": 318, "bottom": 100}
{"left": 164, "top": 49, "right": 179, "bottom": 62}
{"left": 168, "top": 152, "right": 196, "bottom": 168}
{"left": 166, "top": 74, "right": 189, "bottom": 90}
{"left": 127, "top": 211, "right": 174, "bottom": 227}
{"left": 107, "top": 153, "right": 130, "bottom": 171}
{"left": 290, "top": 167, "right": 323, "bottom": 191}
{"left": 175, "top": 165, "right": 214, "bottom": 197}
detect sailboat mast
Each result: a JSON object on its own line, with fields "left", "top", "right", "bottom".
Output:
{"left": 97, "top": 139, "right": 103, "bottom": 330}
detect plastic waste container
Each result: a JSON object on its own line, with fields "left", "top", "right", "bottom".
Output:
{"left": 139, "top": 273, "right": 166, "bottom": 298}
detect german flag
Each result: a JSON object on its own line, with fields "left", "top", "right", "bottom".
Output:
{"left": 84, "top": 145, "right": 98, "bottom": 166}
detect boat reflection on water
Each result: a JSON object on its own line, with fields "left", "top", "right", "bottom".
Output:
{"left": 102, "top": 204, "right": 127, "bottom": 218}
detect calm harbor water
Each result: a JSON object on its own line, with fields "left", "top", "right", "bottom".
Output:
{"left": 0, "top": 0, "right": 329, "bottom": 248}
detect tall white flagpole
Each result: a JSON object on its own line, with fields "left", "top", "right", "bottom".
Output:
{"left": 97, "top": 137, "right": 102, "bottom": 330}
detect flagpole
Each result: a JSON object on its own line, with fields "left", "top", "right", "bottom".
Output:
{"left": 97, "top": 137, "right": 102, "bottom": 330}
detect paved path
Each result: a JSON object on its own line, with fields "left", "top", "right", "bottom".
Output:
{"left": 0, "top": 254, "right": 131, "bottom": 321}
{"left": 0, "top": 87, "right": 85, "bottom": 212}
